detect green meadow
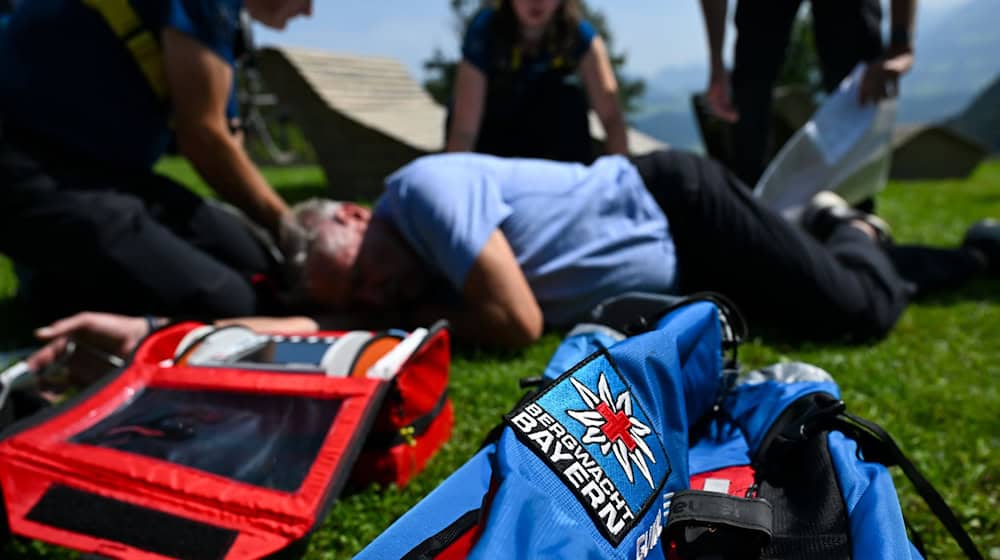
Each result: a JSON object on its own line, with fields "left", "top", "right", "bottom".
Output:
{"left": 2, "top": 157, "right": 998, "bottom": 559}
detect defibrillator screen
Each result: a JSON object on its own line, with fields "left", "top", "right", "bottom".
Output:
{"left": 186, "top": 337, "right": 338, "bottom": 373}
{"left": 236, "top": 339, "right": 333, "bottom": 367}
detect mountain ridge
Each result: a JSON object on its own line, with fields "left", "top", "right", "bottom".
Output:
{"left": 633, "top": 0, "right": 999, "bottom": 148}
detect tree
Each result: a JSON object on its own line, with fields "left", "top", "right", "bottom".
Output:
{"left": 422, "top": 0, "right": 480, "bottom": 105}
{"left": 422, "top": 0, "right": 645, "bottom": 114}
{"left": 579, "top": 3, "right": 645, "bottom": 113}
{"left": 777, "top": 6, "right": 822, "bottom": 95}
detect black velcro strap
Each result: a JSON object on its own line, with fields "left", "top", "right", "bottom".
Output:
{"left": 366, "top": 391, "right": 449, "bottom": 450}
{"left": 832, "top": 413, "right": 985, "bottom": 560}
{"left": 665, "top": 490, "right": 773, "bottom": 560}
{"left": 0, "top": 482, "right": 11, "bottom": 545}
{"left": 26, "top": 485, "right": 236, "bottom": 560}
{"left": 667, "top": 490, "right": 773, "bottom": 535}
{"left": 402, "top": 508, "right": 480, "bottom": 560}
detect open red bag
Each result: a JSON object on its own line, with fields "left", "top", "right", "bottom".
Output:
{"left": 0, "top": 321, "right": 452, "bottom": 559}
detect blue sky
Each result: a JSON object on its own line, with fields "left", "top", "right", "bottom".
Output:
{"left": 256, "top": 0, "right": 971, "bottom": 83}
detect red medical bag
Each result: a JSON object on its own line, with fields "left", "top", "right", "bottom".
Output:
{"left": 0, "top": 321, "right": 452, "bottom": 559}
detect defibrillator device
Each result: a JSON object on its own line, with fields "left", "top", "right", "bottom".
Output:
{"left": 0, "top": 320, "right": 453, "bottom": 559}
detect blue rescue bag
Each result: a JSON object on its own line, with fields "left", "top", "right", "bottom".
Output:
{"left": 359, "top": 296, "right": 983, "bottom": 559}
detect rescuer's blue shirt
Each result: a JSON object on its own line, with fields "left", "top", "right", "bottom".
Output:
{"left": 0, "top": 0, "right": 241, "bottom": 170}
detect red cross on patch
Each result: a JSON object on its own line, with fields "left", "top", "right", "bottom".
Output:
{"left": 597, "top": 402, "right": 637, "bottom": 450}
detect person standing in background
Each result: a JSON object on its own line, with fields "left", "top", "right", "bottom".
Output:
{"left": 699, "top": 0, "right": 916, "bottom": 186}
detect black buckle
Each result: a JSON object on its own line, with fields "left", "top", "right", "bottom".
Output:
{"left": 664, "top": 490, "right": 773, "bottom": 560}
{"left": 753, "top": 393, "right": 845, "bottom": 473}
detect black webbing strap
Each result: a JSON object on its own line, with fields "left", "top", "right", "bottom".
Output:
{"left": 82, "top": 0, "right": 168, "bottom": 101}
{"left": 0, "top": 482, "right": 10, "bottom": 546}
{"left": 905, "top": 516, "right": 928, "bottom": 557}
{"left": 365, "top": 390, "right": 449, "bottom": 450}
{"left": 401, "top": 508, "right": 481, "bottom": 560}
{"left": 593, "top": 292, "right": 747, "bottom": 347}
{"left": 830, "top": 412, "right": 984, "bottom": 560}
{"left": 664, "top": 490, "right": 773, "bottom": 560}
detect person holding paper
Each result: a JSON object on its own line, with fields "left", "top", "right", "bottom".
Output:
{"left": 699, "top": 0, "right": 916, "bottom": 185}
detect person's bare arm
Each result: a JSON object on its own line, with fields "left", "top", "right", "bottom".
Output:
{"left": 162, "top": 28, "right": 289, "bottom": 234}
{"left": 579, "top": 37, "right": 628, "bottom": 155}
{"left": 222, "top": 313, "right": 410, "bottom": 333}
{"left": 890, "top": 0, "right": 917, "bottom": 40}
{"left": 446, "top": 61, "right": 488, "bottom": 153}
{"left": 223, "top": 229, "right": 546, "bottom": 349}
{"left": 407, "top": 229, "right": 542, "bottom": 349}
{"left": 859, "top": 0, "right": 916, "bottom": 104}
{"left": 27, "top": 313, "right": 156, "bottom": 371}
{"left": 699, "top": 0, "right": 738, "bottom": 121}
{"left": 700, "top": 0, "right": 727, "bottom": 81}
{"left": 215, "top": 316, "right": 320, "bottom": 332}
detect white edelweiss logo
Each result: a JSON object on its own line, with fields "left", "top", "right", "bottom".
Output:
{"left": 567, "top": 373, "right": 657, "bottom": 488}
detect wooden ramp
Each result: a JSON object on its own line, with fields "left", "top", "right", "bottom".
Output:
{"left": 257, "top": 46, "right": 666, "bottom": 200}
{"left": 890, "top": 124, "right": 987, "bottom": 180}
{"left": 948, "top": 74, "right": 1000, "bottom": 154}
{"left": 257, "top": 47, "right": 444, "bottom": 200}
{"left": 587, "top": 114, "right": 667, "bottom": 157}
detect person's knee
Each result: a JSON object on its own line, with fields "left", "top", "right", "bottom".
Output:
{"left": 840, "top": 286, "right": 908, "bottom": 341}
{"left": 193, "top": 200, "right": 272, "bottom": 274}
{"left": 780, "top": 283, "right": 906, "bottom": 342}
{"left": 853, "top": 303, "right": 902, "bottom": 340}
{"left": 182, "top": 272, "right": 258, "bottom": 319}
{"left": 78, "top": 192, "right": 148, "bottom": 246}
{"left": 855, "top": 260, "right": 912, "bottom": 340}
{"left": 635, "top": 150, "right": 703, "bottom": 198}
{"left": 100, "top": 197, "right": 259, "bottom": 318}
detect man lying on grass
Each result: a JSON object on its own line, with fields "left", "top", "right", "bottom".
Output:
{"left": 24, "top": 149, "right": 1000, "bottom": 365}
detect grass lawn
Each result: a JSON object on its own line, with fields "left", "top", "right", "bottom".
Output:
{"left": 2, "top": 157, "right": 998, "bottom": 559}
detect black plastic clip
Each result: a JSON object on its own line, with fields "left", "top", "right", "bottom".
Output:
{"left": 664, "top": 489, "right": 773, "bottom": 559}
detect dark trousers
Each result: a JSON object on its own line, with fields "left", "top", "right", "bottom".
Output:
{"left": 0, "top": 127, "right": 272, "bottom": 323}
{"left": 633, "top": 150, "right": 982, "bottom": 341}
{"left": 730, "top": 0, "right": 883, "bottom": 185}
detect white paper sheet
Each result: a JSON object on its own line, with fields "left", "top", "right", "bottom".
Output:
{"left": 754, "top": 63, "right": 897, "bottom": 218}
{"left": 803, "top": 65, "right": 878, "bottom": 165}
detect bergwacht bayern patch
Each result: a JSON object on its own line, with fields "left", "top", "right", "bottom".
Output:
{"left": 504, "top": 348, "right": 671, "bottom": 545}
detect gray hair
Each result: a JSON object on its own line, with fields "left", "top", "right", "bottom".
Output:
{"left": 291, "top": 198, "right": 343, "bottom": 231}
{"left": 283, "top": 198, "right": 353, "bottom": 307}
{"left": 283, "top": 198, "right": 344, "bottom": 265}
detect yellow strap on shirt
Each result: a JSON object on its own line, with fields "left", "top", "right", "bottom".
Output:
{"left": 509, "top": 46, "right": 568, "bottom": 72}
{"left": 511, "top": 45, "right": 522, "bottom": 72}
{"left": 82, "top": 0, "right": 169, "bottom": 101}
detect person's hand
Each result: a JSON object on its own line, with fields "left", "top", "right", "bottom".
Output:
{"left": 859, "top": 47, "right": 914, "bottom": 105}
{"left": 27, "top": 313, "right": 151, "bottom": 372}
{"left": 215, "top": 316, "right": 319, "bottom": 333}
{"left": 705, "top": 68, "right": 739, "bottom": 123}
